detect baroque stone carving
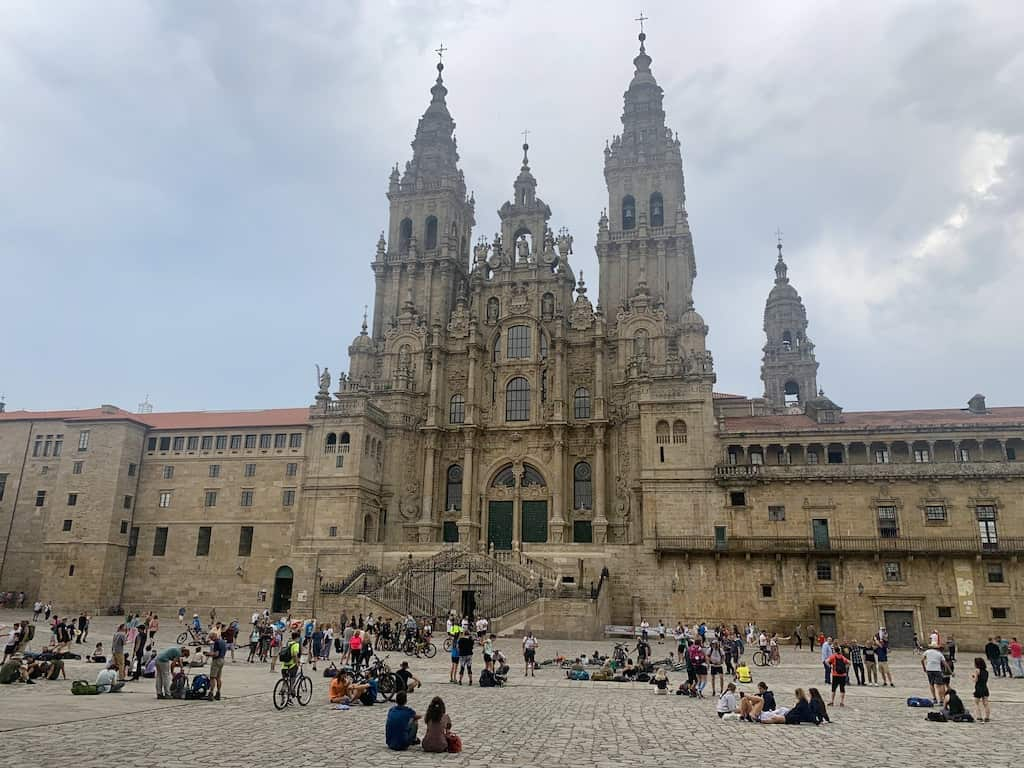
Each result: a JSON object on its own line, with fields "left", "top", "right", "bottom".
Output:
{"left": 399, "top": 479, "right": 421, "bottom": 521}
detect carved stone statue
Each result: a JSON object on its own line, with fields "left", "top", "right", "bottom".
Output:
{"left": 517, "top": 235, "right": 530, "bottom": 263}
{"left": 316, "top": 365, "right": 331, "bottom": 394}
{"left": 557, "top": 230, "right": 574, "bottom": 258}
{"left": 616, "top": 474, "right": 631, "bottom": 521}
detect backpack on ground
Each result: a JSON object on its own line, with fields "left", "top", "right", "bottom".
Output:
{"left": 170, "top": 672, "right": 188, "bottom": 699}
{"left": 907, "top": 696, "right": 934, "bottom": 707}
{"left": 71, "top": 680, "right": 99, "bottom": 695}
{"left": 186, "top": 674, "right": 211, "bottom": 699}
{"left": 323, "top": 663, "right": 339, "bottom": 678}
{"left": 570, "top": 669, "right": 590, "bottom": 681}
{"left": 926, "top": 711, "right": 948, "bottom": 722}
{"left": 479, "top": 669, "right": 497, "bottom": 687}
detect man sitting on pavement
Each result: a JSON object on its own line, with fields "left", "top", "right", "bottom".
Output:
{"left": 396, "top": 660, "right": 421, "bottom": 693}
{"left": 329, "top": 670, "right": 369, "bottom": 705}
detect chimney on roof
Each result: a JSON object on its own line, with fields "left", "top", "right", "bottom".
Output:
{"left": 100, "top": 404, "right": 118, "bottom": 415}
{"left": 0, "top": 394, "right": 5, "bottom": 413}
{"left": 968, "top": 393, "right": 987, "bottom": 414}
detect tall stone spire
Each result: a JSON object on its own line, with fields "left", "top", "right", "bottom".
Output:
{"left": 403, "top": 58, "right": 461, "bottom": 187}
{"left": 761, "top": 236, "right": 819, "bottom": 411}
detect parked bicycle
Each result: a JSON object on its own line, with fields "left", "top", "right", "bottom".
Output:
{"left": 402, "top": 637, "right": 437, "bottom": 658}
{"left": 273, "top": 664, "right": 313, "bottom": 709}
{"left": 177, "top": 626, "right": 208, "bottom": 646}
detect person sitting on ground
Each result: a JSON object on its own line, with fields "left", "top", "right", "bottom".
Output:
{"left": 0, "top": 657, "right": 30, "bottom": 684}
{"left": 737, "top": 681, "right": 777, "bottom": 721}
{"left": 653, "top": 668, "right": 670, "bottom": 695}
{"left": 422, "top": 696, "right": 460, "bottom": 753}
{"left": 621, "top": 658, "right": 637, "bottom": 679}
{"left": 96, "top": 662, "right": 125, "bottom": 693}
{"left": 396, "top": 661, "right": 421, "bottom": 693}
{"left": 808, "top": 687, "right": 831, "bottom": 723}
{"left": 716, "top": 683, "right": 740, "bottom": 717}
{"left": 760, "top": 689, "right": 818, "bottom": 725}
{"left": 329, "top": 670, "right": 369, "bottom": 705}
{"left": 942, "top": 687, "right": 966, "bottom": 719}
{"left": 385, "top": 691, "right": 421, "bottom": 751}
{"left": 566, "top": 658, "right": 585, "bottom": 679}
{"left": 734, "top": 659, "right": 752, "bottom": 684}
{"left": 34, "top": 658, "right": 65, "bottom": 681}
{"left": 89, "top": 643, "right": 106, "bottom": 663}
{"left": 676, "top": 679, "right": 698, "bottom": 697}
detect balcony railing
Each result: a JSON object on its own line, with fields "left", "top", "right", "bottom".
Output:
{"left": 715, "top": 461, "right": 1024, "bottom": 483}
{"left": 654, "top": 535, "right": 1024, "bottom": 556}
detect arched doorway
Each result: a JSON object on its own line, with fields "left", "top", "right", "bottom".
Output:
{"left": 273, "top": 565, "right": 293, "bottom": 613}
{"left": 486, "top": 463, "right": 548, "bottom": 550}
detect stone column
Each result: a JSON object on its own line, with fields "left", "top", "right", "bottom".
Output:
{"left": 512, "top": 465, "right": 523, "bottom": 552}
{"left": 427, "top": 342, "right": 441, "bottom": 426}
{"left": 593, "top": 424, "right": 608, "bottom": 544}
{"left": 466, "top": 346, "right": 478, "bottom": 425}
{"left": 549, "top": 426, "right": 566, "bottom": 543}
{"left": 458, "top": 429, "right": 478, "bottom": 550}
{"left": 419, "top": 436, "right": 438, "bottom": 542}
{"left": 593, "top": 322, "right": 606, "bottom": 419}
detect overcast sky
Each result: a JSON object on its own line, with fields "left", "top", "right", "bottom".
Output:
{"left": 2, "top": 1, "right": 1021, "bottom": 414}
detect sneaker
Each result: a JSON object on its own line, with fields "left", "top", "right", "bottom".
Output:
{"left": 214, "top": 692, "right": 221, "bottom": 700}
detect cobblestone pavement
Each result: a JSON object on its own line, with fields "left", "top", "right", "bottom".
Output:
{"left": 2, "top": 611, "right": 1022, "bottom": 767}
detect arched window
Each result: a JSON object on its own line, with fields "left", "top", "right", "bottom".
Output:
{"left": 362, "top": 513, "right": 376, "bottom": 544}
{"left": 655, "top": 420, "right": 670, "bottom": 445}
{"left": 445, "top": 465, "right": 462, "bottom": 511}
{"left": 505, "top": 377, "right": 530, "bottom": 421}
{"left": 672, "top": 419, "right": 687, "bottom": 444}
{"left": 398, "top": 218, "right": 413, "bottom": 253}
{"left": 782, "top": 331, "right": 793, "bottom": 351}
{"left": 633, "top": 328, "right": 650, "bottom": 357}
{"left": 375, "top": 441, "right": 383, "bottom": 462}
{"left": 521, "top": 464, "right": 546, "bottom": 487}
{"left": 325, "top": 432, "right": 337, "bottom": 453}
{"left": 573, "top": 387, "right": 592, "bottom": 419}
{"left": 492, "top": 465, "right": 515, "bottom": 487}
{"left": 449, "top": 394, "right": 465, "bottom": 424}
{"left": 649, "top": 192, "right": 664, "bottom": 227}
{"left": 541, "top": 292, "right": 554, "bottom": 321}
{"left": 784, "top": 380, "right": 800, "bottom": 405}
{"left": 340, "top": 432, "right": 350, "bottom": 446}
{"left": 506, "top": 325, "right": 530, "bottom": 358}
{"left": 486, "top": 297, "right": 500, "bottom": 323}
{"left": 622, "top": 195, "right": 636, "bottom": 230}
{"left": 573, "top": 462, "right": 593, "bottom": 509}
{"left": 424, "top": 216, "right": 438, "bottom": 250}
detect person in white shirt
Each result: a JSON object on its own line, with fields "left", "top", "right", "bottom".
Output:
{"left": 522, "top": 632, "right": 539, "bottom": 677}
{"left": 656, "top": 622, "right": 666, "bottom": 644}
{"left": 716, "top": 683, "right": 740, "bottom": 717}
{"left": 96, "top": 664, "right": 124, "bottom": 693}
{"left": 476, "top": 617, "right": 489, "bottom": 639}
{"left": 639, "top": 619, "right": 650, "bottom": 641}
{"left": 921, "top": 645, "right": 949, "bottom": 701}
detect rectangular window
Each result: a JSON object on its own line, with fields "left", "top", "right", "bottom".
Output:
{"left": 806, "top": 451, "right": 819, "bottom": 465}
{"left": 205, "top": 490, "right": 218, "bottom": 508}
{"left": 215, "top": 435, "right": 228, "bottom": 450}
{"left": 123, "top": 495, "right": 133, "bottom": 510}
{"left": 62, "top": 519, "right": 72, "bottom": 531}
{"left": 240, "top": 489, "right": 254, "bottom": 507}
{"left": 147, "top": 438, "right": 157, "bottom": 451}
{"left": 1007, "top": 446, "right": 1017, "bottom": 461}
{"left": 749, "top": 453, "right": 764, "bottom": 466}
{"left": 259, "top": 434, "right": 272, "bottom": 449}
{"left": 977, "top": 505, "right": 998, "bottom": 548}
{"left": 43, "top": 435, "right": 52, "bottom": 456}
{"left": 874, "top": 449, "right": 890, "bottom": 464}
{"left": 286, "top": 462, "right": 298, "bottom": 477}
{"left": 289, "top": 433, "right": 303, "bottom": 449}
{"left": 162, "top": 465, "right": 174, "bottom": 480}
{"left": 35, "top": 490, "right": 46, "bottom": 507}
{"left": 877, "top": 505, "right": 899, "bottom": 538}
{"left": 120, "top": 520, "right": 128, "bottom": 535}
{"left": 244, "top": 463, "right": 256, "bottom": 477}
{"left": 274, "top": 433, "right": 287, "bottom": 449}
{"left": 282, "top": 488, "right": 295, "bottom": 507}
{"left": 78, "top": 430, "right": 90, "bottom": 451}
{"left": 201, "top": 436, "right": 213, "bottom": 450}
{"left": 230, "top": 435, "right": 242, "bottom": 450}
{"left": 72, "top": 461, "right": 83, "bottom": 475}
{"left": 760, "top": 584, "right": 774, "bottom": 598}
{"left": 925, "top": 505, "right": 947, "bottom": 522}
{"left": 159, "top": 436, "right": 171, "bottom": 451}
{"left": 33, "top": 437, "right": 42, "bottom": 457}
{"left": 0, "top": 474, "right": 6, "bottom": 502}
{"left": 158, "top": 491, "right": 171, "bottom": 508}
{"left": 153, "top": 527, "right": 168, "bottom": 556}
{"left": 196, "top": 526, "right": 211, "bottom": 556}
{"left": 128, "top": 527, "right": 139, "bottom": 556}
{"left": 937, "top": 606, "right": 953, "bottom": 618}
{"left": 336, "top": 455, "right": 344, "bottom": 468}
{"left": 958, "top": 447, "right": 970, "bottom": 462}
{"left": 172, "top": 436, "right": 185, "bottom": 451}
{"left": 244, "top": 434, "right": 257, "bottom": 449}
{"left": 53, "top": 436, "right": 63, "bottom": 456}
{"left": 883, "top": 561, "right": 902, "bottom": 581}
{"left": 987, "top": 563, "right": 1004, "bottom": 584}
{"left": 729, "top": 491, "right": 746, "bottom": 507}
{"left": 328, "top": 526, "right": 338, "bottom": 538}
{"left": 913, "top": 448, "right": 930, "bottom": 463}
{"left": 238, "top": 526, "right": 253, "bottom": 557}
{"left": 209, "top": 464, "right": 220, "bottom": 478}
{"left": 768, "top": 505, "right": 786, "bottom": 521}
{"left": 815, "top": 561, "right": 833, "bottom": 581}
{"left": 991, "top": 607, "right": 1008, "bottom": 620}
{"left": 67, "top": 493, "right": 77, "bottom": 506}
{"left": 128, "top": 462, "right": 137, "bottom": 476}
{"left": 727, "top": 451, "right": 738, "bottom": 466}
{"left": 827, "top": 450, "right": 843, "bottom": 464}
{"left": 506, "top": 325, "right": 530, "bottom": 358}
{"left": 187, "top": 436, "right": 199, "bottom": 451}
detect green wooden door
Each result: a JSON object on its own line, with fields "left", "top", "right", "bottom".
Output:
{"left": 522, "top": 500, "right": 548, "bottom": 543}
{"left": 488, "top": 501, "right": 513, "bottom": 550}
{"left": 573, "top": 520, "right": 593, "bottom": 543}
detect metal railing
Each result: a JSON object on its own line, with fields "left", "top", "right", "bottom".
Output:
{"left": 654, "top": 535, "right": 1024, "bottom": 556}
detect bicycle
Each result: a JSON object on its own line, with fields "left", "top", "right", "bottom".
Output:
{"left": 364, "top": 655, "right": 400, "bottom": 701}
{"left": 177, "top": 626, "right": 208, "bottom": 646}
{"left": 751, "top": 649, "right": 777, "bottom": 667}
{"left": 402, "top": 638, "right": 437, "bottom": 658}
{"left": 273, "top": 664, "right": 313, "bottom": 709}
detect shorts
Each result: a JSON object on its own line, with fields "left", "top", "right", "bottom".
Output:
{"left": 477, "top": 630, "right": 486, "bottom": 638}
{"left": 524, "top": 649, "right": 536, "bottom": 663}
{"left": 710, "top": 665, "right": 723, "bottom": 676}
{"left": 483, "top": 653, "right": 492, "bottom": 664}
{"left": 831, "top": 676, "right": 846, "bottom": 692}
{"left": 450, "top": 651, "right": 459, "bottom": 663}
{"left": 695, "top": 664, "right": 708, "bottom": 676}
{"left": 459, "top": 655, "right": 473, "bottom": 671}
{"left": 210, "top": 657, "right": 225, "bottom": 678}
{"left": 927, "top": 670, "right": 946, "bottom": 685}
{"left": 878, "top": 661, "right": 890, "bottom": 674}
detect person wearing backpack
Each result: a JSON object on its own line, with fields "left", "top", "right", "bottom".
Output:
{"left": 826, "top": 647, "right": 851, "bottom": 707}
{"left": 279, "top": 630, "right": 302, "bottom": 688}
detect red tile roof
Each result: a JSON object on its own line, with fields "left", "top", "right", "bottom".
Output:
{"left": 0, "top": 406, "right": 310, "bottom": 430}
{"left": 722, "top": 407, "right": 1024, "bottom": 434}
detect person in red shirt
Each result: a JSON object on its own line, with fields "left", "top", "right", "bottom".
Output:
{"left": 1010, "top": 637, "right": 1023, "bottom": 679}
{"left": 826, "top": 648, "right": 851, "bottom": 707}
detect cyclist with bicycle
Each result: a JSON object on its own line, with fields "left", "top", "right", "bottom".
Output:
{"left": 280, "top": 630, "right": 302, "bottom": 686}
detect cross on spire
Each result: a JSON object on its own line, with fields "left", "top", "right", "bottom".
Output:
{"left": 775, "top": 227, "right": 784, "bottom": 258}
{"left": 435, "top": 43, "right": 447, "bottom": 63}
{"left": 635, "top": 11, "right": 648, "bottom": 33}
{"left": 521, "top": 128, "right": 530, "bottom": 144}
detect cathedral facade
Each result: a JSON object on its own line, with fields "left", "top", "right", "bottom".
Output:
{"left": 1, "top": 34, "right": 1021, "bottom": 646}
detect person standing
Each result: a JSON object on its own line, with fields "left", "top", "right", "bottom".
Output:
{"left": 984, "top": 637, "right": 1002, "bottom": 677}
{"left": 522, "top": 630, "right": 538, "bottom": 677}
{"left": 112, "top": 624, "right": 127, "bottom": 681}
{"left": 807, "top": 624, "right": 815, "bottom": 652}
{"left": 177, "top": 607, "right": 186, "bottom": 624}
{"left": 876, "top": 637, "right": 894, "bottom": 687}
{"left": 849, "top": 641, "right": 865, "bottom": 686}
{"left": 457, "top": 630, "right": 474, "bottom": 685}
{"left": 32, "top": 601, "right": 42, "bottom": 622}
{"left": 76, "top": 612, "right": 87, "bottom": 644}
{"left": 862, "top": 639, "right": 878, "bottom": 686}
{"left": 820, "top": 637, "right": 833, "bottom": 684}
{"left": 793, "top": 625, "right": 803, "bottom": 650}
{"left": 921, "top": 643, "right": 950, "bottom": 702}
{"left": 155, "top": 646, "right": 188, "bottom": 699}
{"left": 1009, "top": 637, "right": 1023, "bottom": 679}
{"left": 205, "top": 630, "right": 227, "bottom": 700}
{"left": 825, "top": 646, "right": 851, "bottom": 707}
{"left": 972, "top": 657, "right": 991, "bottom": 722}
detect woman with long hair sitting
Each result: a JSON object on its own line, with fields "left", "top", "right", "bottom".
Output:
{"left": 421, "top": 696, "right": 461, "bottom": 753}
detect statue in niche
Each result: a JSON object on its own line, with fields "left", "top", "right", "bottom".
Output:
{"left": 517, "top": 235, "right": 530, "bottom": 263}
{"left": 616, "top": 474, "right": 631, "bottom": 522}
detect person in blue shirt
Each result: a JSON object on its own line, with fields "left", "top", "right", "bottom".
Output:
{"left": 192, "top": 614, "right": 202, "bottom": 634}
{"left": 385, "top": 691, "right": 421, "bottom": 750}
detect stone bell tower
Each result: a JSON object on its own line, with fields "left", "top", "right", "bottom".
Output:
{"left": 761, "top": 238, "right": 819, "bottom": 411}
{"left": 596, "top": 29, "right": 696, "bottom": 326}
{"left": 370, "top": 53, "right": 476, "bottom": 338}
